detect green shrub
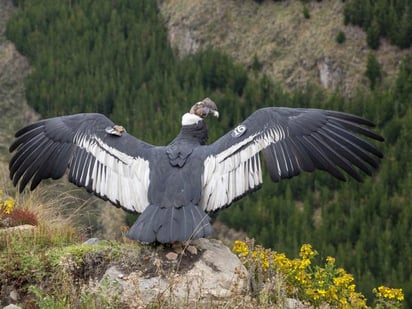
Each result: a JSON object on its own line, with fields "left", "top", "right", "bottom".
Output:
{"left": 303, "top": 5, "right": 311, "bottom": 19}
{"left": 336, "top": 30, "right": 346, "bottom": 44}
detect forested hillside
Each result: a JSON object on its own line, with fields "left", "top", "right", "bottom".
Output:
{"left": 344, "top": 0, "right": 412, "bottom": 49}
{"left": 4, "top": 0, "right": 412, "bottom": 305}
{"left": 159, "top": 0, "right": 412, "bottom": 97}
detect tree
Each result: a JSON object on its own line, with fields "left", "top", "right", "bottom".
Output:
{"left": 344, "top": 0, "right": 412, "bottom": 50}
{"left": 251, "top": 54, "right": 262, "bottom": 72}
{"left": 394, "top": 56, "right": 412, "bottom": 115}
{"left": 396, "top": 8, "right": 412, "bottom": 48}
{"left": 367, "top": 18, "right": 380, "bottom": 49}
{"left": 365, "top": 52, "right": 382, "bottom": 90}
{"left": 336, "top": 30, "right": 346, "bottom": 44}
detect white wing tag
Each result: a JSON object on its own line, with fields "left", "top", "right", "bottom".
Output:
{"left": 231, "top": 125, "right": 247, "bottom": 138}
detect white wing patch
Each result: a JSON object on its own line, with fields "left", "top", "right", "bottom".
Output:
{"left": 73, "top": 132, "right": 150, "bottom": 213}
{"left": 201, "top": 125, "right": 285, "bottom": 211}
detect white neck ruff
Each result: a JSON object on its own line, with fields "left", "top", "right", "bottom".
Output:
{"left": 182, "top": 113, "right": 202, "bottom": 126}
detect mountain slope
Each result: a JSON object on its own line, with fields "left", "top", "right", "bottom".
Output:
{"left": 159, "top": 0, "right": 411, "bottom": 95}
{"left": 0, "top": 0, "right": 37, "bottom": 160}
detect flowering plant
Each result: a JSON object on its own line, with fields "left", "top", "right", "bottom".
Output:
{"left": 373, "top": 286, "right": 404, "bottom": 308}
{"left": 0, "top": 189, "right": 15, "bottom": 216}
{"left": 233, "top": 240, "right": 404, "bottom": 308}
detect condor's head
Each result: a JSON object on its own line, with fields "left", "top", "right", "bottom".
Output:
{"left": 182, "top": 97, "right": 219, "bottom": 126}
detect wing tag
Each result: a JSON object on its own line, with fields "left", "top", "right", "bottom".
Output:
{"left": 231, "top": 125, "right": 247, "bottom": 138}
{"left": 105, "top": 125, "right": 126, "bottom": 136}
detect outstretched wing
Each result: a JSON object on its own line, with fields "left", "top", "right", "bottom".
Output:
{"left": 200, "top": 107, "right": 384, "bottom": 212}
{"left": 9, "top": 113, "right": 153, "bottom": 213}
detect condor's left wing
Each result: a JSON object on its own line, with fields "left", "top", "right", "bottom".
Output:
{"left": 199, "top": 107, "right": 384, "bottom": 212}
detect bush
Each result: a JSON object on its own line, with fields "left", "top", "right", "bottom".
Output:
{"left": 233, "top": 240, "right": 405, "bottom": 308}
{"left": 336, "top": 30, "right": 346, "bottom": 44}
{"left": 302, "top": 5, "right": 311, "bottom": 19}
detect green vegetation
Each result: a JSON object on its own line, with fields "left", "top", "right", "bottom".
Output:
{"left": 367, "top": 18, "right": 381, "bottom": 50}
{"left": 344, "top": 0, "right": 412, "bottom": 49}
{"left": 336, "top": 30, "right": 346, "bottom": 44}
{"left": 365, "top": 52, "right": 382, "bottom": 90}
{"left": 233, "top": 240, "right": 404, "bottom": 308}
{"left": 4, "top": 0, "right": 412, "bottom": 307}
{"left": 302, "top": 4, "right": 311, "bottom": 19}
{"left": 0, "top": 214, "right": 138, "bottom": 308}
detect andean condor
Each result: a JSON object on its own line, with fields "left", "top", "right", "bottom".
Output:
{"left": 9, "top": 98, "right": 384, "bottom": 243}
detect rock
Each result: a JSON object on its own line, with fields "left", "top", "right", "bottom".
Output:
{"left": 187, "top": 238, "right": 247, "bottom": 298}
{"left": 286, "top": 298, "right": 308, "bottom": 308}
{"left": 101, "top": 238, "right": 248, "bottom": 306}
{"left": 317, "top": 57, "right": 344, "bottom": 91}
{"left": 165, "top": 251, "right": 178, "bottom": 260}
{"left": 186, "top": 245, "right": 197, "bottom": 255}
{"left": 167, "top": 24, "right": 200, "bottom": 57}
{"left": 0, "top": 224, "right": 36, "bottom": 235}
{"left": 9, "top": 290, "right": 19, "bottom": 302}
{"left": 3, "top": 305, "right": 22, "bottom": 309}
{"left": 104, "top": 266, "right": 125, "bottom": 281}
{"left": 83, "top": 237, "right": 100, "bottom": 245}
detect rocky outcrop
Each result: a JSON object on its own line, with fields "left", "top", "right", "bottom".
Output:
{"left": 167, "top": 23, "right": 200, "bottom": 57}
{"left": 101, "top": 238, "right": 248, "bottom": 307}
{"left": 317, "top": 57, "right": 345, "bottom": 91}
{"left": 1, "top": 236, "right": 248, "bottom": 307}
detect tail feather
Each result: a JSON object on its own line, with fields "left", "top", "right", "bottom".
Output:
{"left": 127, "top": 204, "right": 212, "bottom": 243}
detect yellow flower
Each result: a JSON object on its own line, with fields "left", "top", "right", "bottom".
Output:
{"left": 3, "top": 198, "right": 15, "bottom": 214}
{"left": 1, "top": 192, "right": 15, "bottom": 215}
{"left": 299, "top": 244, "right": 317, "bottom": 259}
{"left": 273, "top": 252, "right": 292, "bottom": 271}
{"left": 317, "top": 289, "right": 327, "bottom": 297}
{"left": 327, "top": 286, "right": 339, "bottom": 301}
{"left": 232, "top": 240, "right": 374, "bottom": 309}
{"left": 373, "top": 286, "right": 404, "bottom": 302}
{"left": 333, "top": 273, "right": 354, "bottom": 287}
{"left": 233, "top": 240, "right": 249, "bottom": 257}
{"left": 349, "top": 292, "right": 368, "bottom": 308}
{"left": 299, "top": 258, "right": 311, "bottom": 269}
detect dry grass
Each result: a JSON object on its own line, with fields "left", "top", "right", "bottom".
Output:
{"left": 1, "top": 160, "right": 102, "bottom": 239}
{"left": 1, "top": 159, "right": 127, "bottom": 241}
